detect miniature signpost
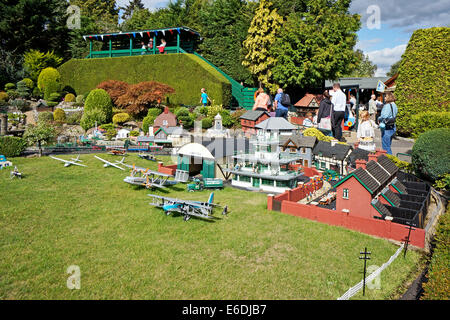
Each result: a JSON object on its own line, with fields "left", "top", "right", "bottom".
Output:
{"left": 403, "top": 223, "right": 416, "bottom": 258}
{"left": 359, "top": 247, "right": 371, "bottom": 296}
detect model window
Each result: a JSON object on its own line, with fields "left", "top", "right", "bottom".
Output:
{"left": 290, "top": 148, "right": 296, "bottom": 153}
{"left": 343, "top": 189, "right": 349, "bottom": 199}
{"left": 321, "top": 162, "right": 326, "bottom": 169}
{"left": 163, "top": 120, "right": 168, "bottom": 126}
{"left": 301, "top": 148, "right": 306, "bottom": 154}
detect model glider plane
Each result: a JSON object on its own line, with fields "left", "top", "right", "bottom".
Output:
{"left": 148, "top": 192, "right": 227, "bottom": 221}
{"left": 94, "top": 156, "right": 126, "bottom": 171}
{"left": 50, "top": 155, "right": 87, "bottom": 167}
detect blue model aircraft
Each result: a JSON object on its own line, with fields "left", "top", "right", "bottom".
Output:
{"left": 148, "top": 193, "right": 227, "bottom": 221}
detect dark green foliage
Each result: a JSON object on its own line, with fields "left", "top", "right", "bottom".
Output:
{"left": 412, "top": 128, "right": 450, "bottom": 182}
{"left": 10, "top": 99, "right": 30, "bottom": 112}
{"left": 201, "top": 117, "right": 213, "bottom": 129}
{"left": 66, "top": 111, "right": 83, "bottom": 125}
{"left": 395, "top": 27, "right": 450, "bottom": 136}
{"left": 387, "top": 59, "right": 401, "bottom": 77}
{"left": 58, "top": 55, "right": 232, "bottom": 107}
{"left": 175, "top": 107, "right": 194, "bottom": 129}
{"left": 0, "top": 136, "right": 27, "bottom": 157}
{"left": 99, "top": 123, "right": 115, "bottom": 131}
{"left": 16, "top": 80, "right": 30, "bottom": 99}
{"left": 38, "top": 111, "right": 54, "bottom": 123}
{"left": 80, "top": 109, "right": 107, "bottom": 131}
{"left": 422, "top": 206, "right": 450, "bottom": 300}
{"left": 142, "top": 108, "right": 162, "bottom": 133}
{"left": 410, "top": 111, "right": 450, "bottom": 138}
{"left": 344, "top": 49, "right": 377, "bottom": 77}
{"left": 105, "top": 128, "right": 117, "bottom": 140}
{"left": 84, "top": 89, "right": 113, "bottom": 123}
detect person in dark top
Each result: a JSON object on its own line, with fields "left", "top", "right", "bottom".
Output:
{"left": 317, "top": 90, "right": 333, "bottom": 124}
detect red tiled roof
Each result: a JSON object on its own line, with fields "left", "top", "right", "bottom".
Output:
{"left": 294, "top": 94, "right": 321, "bottom": 107}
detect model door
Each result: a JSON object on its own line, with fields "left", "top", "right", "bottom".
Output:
{"left": 252, "top": 178, "right": 260, "bottom": 188}
{"left": 304, "top": 160, "right": 309, "bottom": 167}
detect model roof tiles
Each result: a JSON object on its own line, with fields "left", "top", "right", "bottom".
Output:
{"left": 240, "top": 110, "right": 269, "bottom": 121}
{"left": 366, "top": 161, "right": 391, "bottom": 186}
{"left": 279, "top": 133, "right": 317, "bottom": 149}
{"left": 392, "top": 179, "right": 408, "bottom": 194}
{"left": 255, "top": 117, "right": 296, "bottom": 131}
{"left": 372, "top": 200, "right": 392, "bottom": 217}
{"left": 353, "top": 167, "right": 380, "bottom": 194}
{"left": 378, "top": 155, "right": 399, "bottom": 175}
{"left": 312, "top": 141, "right": 352, "bottom": 161}
{"left": 383, "top": 188, "right": 401, "bottom": 207}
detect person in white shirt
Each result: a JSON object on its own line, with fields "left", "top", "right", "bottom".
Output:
{"left": 357, "top": 110, "right": 378, "bottom": 152}
{"left": 330, "top": 83, "right": 347, "bottom": 141}
{"left": 368, "top": 94, "right": 382, "bottom": 122}
{"left": 302, "top": 112, "right": 314, "bottom": 128}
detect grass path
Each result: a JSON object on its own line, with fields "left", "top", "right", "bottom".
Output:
{"left": 0, "top": 154, "right": 422, "bottom": 299}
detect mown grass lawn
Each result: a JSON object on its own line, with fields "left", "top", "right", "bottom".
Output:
{"left": 0, "top": 154, "right": 422, "bottom": 300}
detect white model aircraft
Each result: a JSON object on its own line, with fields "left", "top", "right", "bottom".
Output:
{"left": 94, "top": 156, "right": 126, "bottom": 171}
{"left": 49, "top": 155, "right": 87, "bottom": 167}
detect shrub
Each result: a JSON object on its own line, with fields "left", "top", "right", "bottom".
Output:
{"left": 0, "top": 136, "right": 27, "bottom": 157}
{"left": 201, "top": 117, "right": 213, "bottom": 129}
{"left": 66, "top": 111, "right": 83, "bottom": 125}
{"left": 47, "top": 92, "right": 61, "bottom": 108}
{"left": 395, "top": 27, "right": 450, "bottom": 136}
{"left": 412, "top": 128, "right": 450, "bottom": 181}
{"left": 64, "top": 93, "right": 76, "bottom": 103}
{"left": 0, "top": 92, "right": 8, "bottom": 102}
{"left": 410, "top": 111, "right": 450, "bottom": 138}
{"left": 303, "top": 128, "right": 334, "bottom": 142}
{"left": 386, "top": 154, "right": 413, "bottom": 174}
{"left": 32, "top": 87, "right": 42, "bottom": 99}
{"left": 37, "top": 67, "right": 61, "bottom": 101}
{"left": 84, "top": 89, "right": 113, "bottom": 122}
{"left": 112, "top": 112, "right": 130, "bottom": 125}
{"left": 22, "top": 78, "right": 34, "bottom": 89}
{"left": 16, "top": 80, "right": 31, "bottom": 99}
{"left": 4, "top": 83, "right": 15, "bottom": 91}
{"left": 75, "top": 95, "right": 84, "bottom": 105}
{"left": 80, "top": 109, "right": 107, "bottom": 131}
{"left": 96, "top": 80, "right": 129, "bottom": 105}
{"left": 10, "top": 99, "right": 30, "bottom": 112}
{"left": 38, "top": 111, "right": 54, "bottom": 123}
{"left": 105, "top": 128, "right": 117, "bottom": 140}
{"left": 142, "top": 108, "right": 163, "bottom": 133}
{"left": 54, "top": 108, "right": 66, "bottom": 122}
{"left": 422, "top": 206, "right": 450, "bottom": 300}
{"left": 23, "top": 49, "right": 63, "bottom": 81}
{"left": 99, "top": 123, "right": 115, "bottom": 131}
{"left": 433, "top": 173, "right": 450, "bottom": 191}
{"left": 175, "top": 107, "right": 194, "bottom": 130}
{"left": 130, "top": 130, "right": 139, "bottom": 137}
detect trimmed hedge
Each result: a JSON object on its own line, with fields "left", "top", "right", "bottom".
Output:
{"left": 84, "top": 89, "right": 113, "bottom": 123}
{"left": 112, "top": 112, "right": 130, "bottom": 125}
{"left": 58, "top": 54, "right": 232, "bottom": 107}
{"left": 64, "top": 93, "right": 76, "bottom": 102}
{"left": 54, "top": 108, "right": 66, "bottom": 122}
{"left": 0, "top": 136, "right": 27, "bottom": 157}
{"left": 37, "top": 67, "right": 61, "bottom": 101}
{"left": 412, "top": 128, "right": 450, "bottom": 181}
{"left": 422, "top": 205, "right": 450, "bottom": 300}
{"left": 395, "top": 27, "right": 450, "bottom": 136}
{"left": 410, "top": 111, "right": 450, "bottom": 138}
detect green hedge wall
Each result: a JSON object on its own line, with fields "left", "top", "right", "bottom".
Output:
{"left": 58, "top": 54, "right": 232, "bottom": 107}
{"left": 395, "top": 27, "right": 450, "bottom": 136}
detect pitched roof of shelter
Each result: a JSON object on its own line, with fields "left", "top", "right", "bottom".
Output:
{"left": 240, "top": 110, "right": 269, "bottom": 121}
{"left": 279, "top": 133, "right": 317, "bottom": 149}
{"left": 312, "top": 141, "right": 352, "bottom": 161}
{"left": 294, "top": 93, "right": 321, "bottom": 107}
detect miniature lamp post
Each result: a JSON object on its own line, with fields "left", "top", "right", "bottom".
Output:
{"left": 359, "top": 247, "right": 371, "bottom": 296}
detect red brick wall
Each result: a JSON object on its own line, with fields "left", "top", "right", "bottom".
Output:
{"left": 335, "top": 176, "right": 378, "bottom": 219}
{"left": 158, "top": 163, "right": 177, "bottom": 176}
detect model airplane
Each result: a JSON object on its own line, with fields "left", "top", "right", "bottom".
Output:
{"left": 148, "top": 192, "right": 227, "bottom": 221}
{"left": 138, "top": 152, "right": 158, "bottom": 162}
{"left": 123, "top": 164, "right": 178, "bottom": 189}
{"left": 94, "top": 156, "right": 126, "bottom": 171}
{"left": 49, "top": 155, "right": 87, "bottom": 167}
{"left": 108, "top": 148, "right": 127, "bottom": 156}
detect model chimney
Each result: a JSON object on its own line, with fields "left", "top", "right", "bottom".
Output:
{"left": 375, "top": 149, "right": 387, "bottom": 158}
{"left": 368, "top": 153, "right": 378, "bottom": 163}
{"left": 356, "top": 159, "right": 367, "bottom": 170}
{"left": 164, "top": 106, "right": 169, "bottom": 114}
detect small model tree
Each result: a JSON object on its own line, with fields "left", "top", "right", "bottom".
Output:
{"left": 37, "top": 67, "right": 62, "bottom": 101}
{"left": 23, "top": 121, "right": 57, "bottom": 157}
{"left": 23, "top": 50, "right": 63, "bottom": 81}
{"left": 53, "top": 108, "right": 66, "bottom": 122}
{"left": 116, "top": 81, "right": 175, "bottom": 117}
{"left": 112, "top": 112, "right": 131, "bottom": 125}
{"left": 84, "top": 89, "right": 113, "bottom": 123}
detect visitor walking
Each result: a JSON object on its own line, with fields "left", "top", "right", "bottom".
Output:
{"left": 252, "top": 88, "right": 270, "bottom": 112}
{"left": 200, "top": 88, "right": 212, "bottom": 106}
{"left": 368, "top": 94, "right": 381, "bottom": 122}
{"left": 357, "top": 111, "right": 378, "bottom": 152}
{"left": 378, "top": 92, "right": 398, "bottom": 155}
{"left": 330, "top": 83, "right": 346, "bottom": 141}
{"left": 317, "top": 90, "right": 333, "bottom": 132}
{"left": 274, "top": 88, "right": 289, "bottom": 119}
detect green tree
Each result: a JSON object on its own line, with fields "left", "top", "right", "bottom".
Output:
{"left": 120, "top": 0, "right": 145, "bottom": 20}
{"left": 345, "top": 50, "right": 377, "bottom": 77}
{"left": 71, "top": 0, "right": 119, "bottom": 32}
{"left": 84, "top": 89, "right": 113, "bottom": 123}
{"left": 37, "top": 67, "right": 62, "bottom": 101}
{"left": 68, "top": 15, "right": 102, "bottom": 59}
{"left": 23, "top": 50, "right": 63, "bottom": 81}
{"left": 23, "top": 121, "right": 57, "bottom": 157}
{"left": 80, "top": 109, "right": 107, "bottom": 131}
{"left": 271, "top": 0, "right": 360, "bottom": 88}
{"left": 387, "top": 59, "right": 401, "bottom": 77}
{"left": 242, "top": 0, "right": 283, "bottom": 92}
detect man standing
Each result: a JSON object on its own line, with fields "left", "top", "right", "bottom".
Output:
{"left": 368, "top": 94, "right": 381, "bottom": 122}
{"left": 330, "top": 83, "right": 346, "bottom": 141}
{"left": 274, "top": 88, "right": 288, "bottom": 119}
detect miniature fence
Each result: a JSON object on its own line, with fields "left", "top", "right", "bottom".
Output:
{"left": 337, "top": 244, "right": 404, "bottom": 300}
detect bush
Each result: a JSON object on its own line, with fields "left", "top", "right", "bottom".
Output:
{"left": 66, "top": 111, "right": 83, "bottom": 125}
{"left": 75, "top": 95, "right": 84, "bottom": 105}
{"left": 142, "top": 108, "right": 163, "bottom": 133}
{"left": 38, "top": 111, "right": 54, "bottom": 123}
{"left": 58, "top": 54, "right": 232, "bottom": 107}
{"left": 410, "top": 111, "right": 450, "bottom": 138}
{"left": 395, "top": 27, "right": 450, "bottom": 136}
{"left": 80, "top": 109, "right": 107, "bottom": 131}
{"left": 0, "top": 136, "right": 27, "bottom": 157}
{"left": 175, "top": 107, "right": 194, "bottom": 130}
{"left": 386, "top": 154, "right": 413, "bottom": 174}
{"left": 412, "top": 128, "right": 450, "bottom": 181}
{"left": 99, "top": 123, "right": 115, "bottom": 131}
{"left": 0, "top": 92, "right": 8, "bottom": 102}
{"left": 422, "top": 206, "right": 450, "bottom": 300}
{"left": 37, "top": 67, "right": 61, "bottom": 101}
{"left": 303, "top": 128, "right": 335, "bottom": 142}
{"left": 434, "top": 173, "right": 450, "bottom": 191}
{"left": 10, "top": 99, "right": 30, "bottom": 112}
{"left": 84, "top": 89, "right": 113, "bottom": 122}
{"left": 105, "top": 128, "right": 117, "bottom": 140}
{"left": 54, "top": 108, "right": 66, "bottom": 122}
{"left": 32, "top": 87, "right": 42, "bottom": 99}
{"left": 201, "top": 118, "right": 213, "bottom": 129}
{"left": 64, "top": 93, "right": 76, "bottom": 102}
{"left": 4, "top": 83, "right": 15, "bottom": 91}
{"left": 22, "top": 78, "right": 34, "bottom": 89}
{"left": 112, "top": 112, "right": 130, "bottom": 125}
{"left": 130, "top": 130, "right": 139, "bottom": 137}
{"left": 23, "top": 49, "right": 63, "bottom": 81}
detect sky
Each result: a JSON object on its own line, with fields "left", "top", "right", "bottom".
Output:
{"left": 116, "top": 0, "right": 450, "bottom": 77}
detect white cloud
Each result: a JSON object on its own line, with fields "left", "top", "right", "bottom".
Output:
{"left": 367, "top": 44, "right": 407, "bottom": 76}
{"left": 355, "top": 38, "right": 383, "bottom": 51}
{"left": 116, "top": 0, "right": 169, "bottom": 11}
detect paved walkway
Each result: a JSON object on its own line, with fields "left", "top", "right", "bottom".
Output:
{"left": 343, "top": 130, "right": 414, "bottom": 162}
{"left": 298, "top": 181, "right": 332, "bottom": 204}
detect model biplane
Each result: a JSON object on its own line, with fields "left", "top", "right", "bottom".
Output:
{"left": 123, "top": 163, "right": 178, "bottom": 189}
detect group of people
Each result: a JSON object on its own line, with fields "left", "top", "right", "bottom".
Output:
{"left": 252, "top": 87, "right": 290, "bottom": 119}
{"left": 140, "top": 38, "right": 167, "bottom": 54}
{"left": 314, "top": 83, "right": 398, "bottom": 154}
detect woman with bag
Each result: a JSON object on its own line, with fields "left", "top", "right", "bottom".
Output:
{"left": 317, "top": 90, "right": 333, "bottom": 133}
{"left": 378, "top": 92, "right": 398, "bottom": 155}
{"left": 357, "top": 111, "right": 378, "bottom": 151}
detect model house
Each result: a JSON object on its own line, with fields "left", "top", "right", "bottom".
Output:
{"left": 312, "top": 140, "right": 352, "bottom": 176}
{"left": 239, "top": 110, "right": 270, "bottom": 136}
{"left": 255, "top": 117, "right": 297, "bottom": 136}
{"left": 293, "top": 93, "right": 321, "bottom": 118}
{"left": 206, "top": 113, "right": 230, "bottom": 138}
{"left": 225, "top": 127, "right": 308, "bottom": 193}
{"left": 153, "top": 107, "right": 177, "bottom": 131}
{"left": 116, "top": 128, "right": 130, "bottom": 139}
{"left": 279, "top": 133, "right": 317, "bottom": 168}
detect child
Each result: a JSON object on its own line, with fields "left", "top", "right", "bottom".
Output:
{"left": 357, "top": 110, "right": 378, "bottom": 152}
{"left": 302, "top": 112, "right": 314, "bottom": 128}
{"left": 200, "top": 88, "right": 212, "bottom": 106}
